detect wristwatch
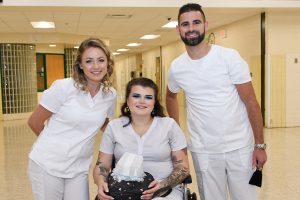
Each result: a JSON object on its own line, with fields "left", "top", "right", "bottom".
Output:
{"left": 254, "top": 143, "right": 267, "bottom": 150}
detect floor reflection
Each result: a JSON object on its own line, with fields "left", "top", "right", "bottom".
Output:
{"left": 0, "top": 119, "right": 299, "bottom": 200}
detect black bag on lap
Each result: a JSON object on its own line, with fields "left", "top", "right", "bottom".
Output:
{"left": 95, "top": 172, "right": 154, "bottom": 200}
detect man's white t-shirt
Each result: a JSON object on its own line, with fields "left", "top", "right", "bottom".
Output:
{"left": 100, "top": 117, "right": 187, "bottom": 181}
{"left": 168, "top": 45, "right": 253, "bottom": 153}
{"left": 29, "top": 78, "right": 116, "bottom": 178}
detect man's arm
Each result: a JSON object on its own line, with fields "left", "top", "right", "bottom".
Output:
{"left": 166, "top": 87, "right": 180, "bottom": 125}
{"left": 236, "top": 82, "right": 267, "bottom": 168}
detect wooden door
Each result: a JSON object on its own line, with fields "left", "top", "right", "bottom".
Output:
{"left": 45, "top": 54, "right": 64, "bottom": 88}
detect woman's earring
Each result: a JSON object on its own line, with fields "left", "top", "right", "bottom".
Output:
{"left": 151, "top": 110, "right": 155, "bottom": 116}
{"left": 125, "top": 106, "right": 130, "bottom": 112}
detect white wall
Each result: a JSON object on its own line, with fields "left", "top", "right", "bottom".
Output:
{"left": 266, "top": 11, "right": 300, "bottom": 127}
{"left": 141, "top": 48, "right": 160, "bottom": 80}
{"left": 113, "top": 54, "right": 140, "bottom": 115}
{"left": 209, "top": 14, "right": 261, "bottom": 105}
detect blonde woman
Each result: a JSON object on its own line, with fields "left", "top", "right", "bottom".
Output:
{"left": 27, "top": 38, "right": 116, "bottom": 200}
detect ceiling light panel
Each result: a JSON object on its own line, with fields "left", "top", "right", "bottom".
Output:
{"left": 162, "top": 21, "right": 178, "bottom": 28}
{"left": 126, "top": 43, "right": 142, "bottom": 47}
{"left": 140, "top": 34, "right": 160, "bottom": 40}
{"left": 31, "top": 21, "right": 55, "bottom": 28}
{"left": 117, "top": 48, "right": 130, "bottom": 52}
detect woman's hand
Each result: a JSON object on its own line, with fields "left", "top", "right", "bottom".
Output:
{"left": 141, "top": 180, "right": 161, "bottom": 200}
{"left": 96, "top": 180, "right": 114, "bottom": 200}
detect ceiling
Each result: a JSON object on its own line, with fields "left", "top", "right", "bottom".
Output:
{"left": 0, "top": 1, "right": 299, "bottom": 55}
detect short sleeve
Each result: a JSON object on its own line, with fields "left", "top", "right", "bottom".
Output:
{"left": 107, "top": 93, "right": 116, "bottom": 118}
{"left": 40, "top": 80, "right": 67, "bottom": 113}
{"left": 228, "top": 49, "right": 252, "bottom": 84}
{"left": 167, "top": 66, "right": 181, "bottom": 93}
{"left": 99, "top": 123, "right": 115, "bottom": 154}
{"left": 168, "top": 118, "right": 187, "bottom": 151}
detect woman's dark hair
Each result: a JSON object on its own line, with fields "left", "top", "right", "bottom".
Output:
{"left": 72, "top": 37, "right": 114, "bottom": 93}
{"left": 177, "top": 3, "right": 206, "bottom": 22}
{"left": 121, "top": 77, "right": 165, "bottom": 127}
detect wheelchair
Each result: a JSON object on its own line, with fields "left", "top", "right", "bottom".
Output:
{"left": 95, "top": 157, "right": 197, "bottom": 200}
{"left": 182, "top": 175, "right": 197, "bottom": 200}
{"left": 95, "top": 174, "right": 197, "bottom": 200}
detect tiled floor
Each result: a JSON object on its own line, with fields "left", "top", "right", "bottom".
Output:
{"left": 0, "top": 119, "right": 300, "bottom": 200}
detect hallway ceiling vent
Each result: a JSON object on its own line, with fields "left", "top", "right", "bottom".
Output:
{"left": 106, "top": 14, "right": 132, "bottom": 19}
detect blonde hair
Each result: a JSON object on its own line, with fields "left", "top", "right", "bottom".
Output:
{"left": 72, "top": 38, "right": 114, "bottom": 93}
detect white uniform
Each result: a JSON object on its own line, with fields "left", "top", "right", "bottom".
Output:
{"left": 100, "top": 116, "right": 187, "bottom": 199}
{"left": 168, "top": 45, "right": 256, "bottom": 200}
{"left": 28, "top": 78, "right": 116, "bottom": 200}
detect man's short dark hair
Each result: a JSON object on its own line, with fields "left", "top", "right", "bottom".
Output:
{"left": 177, "top": 3, "right": 206, "bottom": 22}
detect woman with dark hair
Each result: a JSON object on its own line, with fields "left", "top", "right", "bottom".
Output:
{"left": 93, "top": 77, "right": 189, "bottom": 200}
{"left": 27, "top": 38, "right": 116, "bottom": 200}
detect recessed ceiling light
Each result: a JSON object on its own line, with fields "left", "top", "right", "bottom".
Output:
{"left": 140, "top": 34, "right": 160, "bottom": 40}
{"left": 31, "top": 21, "right": 55, "bottom": 29}
{"left": 112, "top": 52, "right": 121, "bottom": 55}
{"left": 162, "top": 21, "right": 178, "bottom": 28}
{"left": 117, "top": 48, "right": 130, "bottom": 52}
{"left": 49, "top": 44, "right": 56, "bottom": 47}
{"left": 126, "top": 43, "right": 142, "bottom": 47}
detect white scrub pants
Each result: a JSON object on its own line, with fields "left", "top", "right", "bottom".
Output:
{"left": 28, "top": 159, "right": 89, "bottom": 200}
{"left": 191, "top": 146, "right": 257, "bottom": 200}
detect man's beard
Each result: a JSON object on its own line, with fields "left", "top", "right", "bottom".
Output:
{"left": 180, "top": 31, "right": 205, "bottom": 46}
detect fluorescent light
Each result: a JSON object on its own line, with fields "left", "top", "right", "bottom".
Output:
{"left": 49, "top": 44, "right": 56, "bottom": 47}
{"left": 140, "top": 34, "right": 160, "bottom": 40}
{"left": 162, "top": 21, "right": 178, "bottom": 28}
{"left": 117, "top": 48, "right": 130, "bottom": 52}
{"left": 31, "top": 21, "right": 55, "bottom": 29}
{"left": 112, "top": 52, "right": 121, "bottom": 55}
{"left": 74, "top": 46, "right": 79, "bottom": 49}
{"left": 126, "top": 43, "right": 142, "bottom": 47}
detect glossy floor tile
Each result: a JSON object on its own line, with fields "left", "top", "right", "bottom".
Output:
{"left": 0, "top": 119, "right": 299, "bottom": 200}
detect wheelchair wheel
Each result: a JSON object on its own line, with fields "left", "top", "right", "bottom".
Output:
{"left": 187, "top": 189, "right": 197, "bottom": 200}
{"left": 191, "top": 192, "right": 197, "bottom": 200}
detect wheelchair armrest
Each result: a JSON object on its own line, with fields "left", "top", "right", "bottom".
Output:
{"left": 182, "top": 174, "right": 192, "bottom": 184}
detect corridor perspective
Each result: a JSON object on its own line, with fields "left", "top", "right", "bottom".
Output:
{"left": 0, "top": 119, "right": 300, "bottom": 200}
{"left": 1, "top": 1, "right": 300, "bottom": 200}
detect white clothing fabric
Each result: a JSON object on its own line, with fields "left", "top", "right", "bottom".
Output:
{"left": 112, "top": 152, "right": 145, "bottom": 181}
{"left": 168, "top": 45, "right": 253, "bottom": 153}
{"left": 29, "top": 78, "right": 116, "bottom": 178}
{"left": 28, "top": 160, "right": 89, "bottom": 200}
{"left": 100, "top": 116, "right": 187, "bottom": 181}
{"left": 191, "top": 146, "right": 256, "bottom": 200}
